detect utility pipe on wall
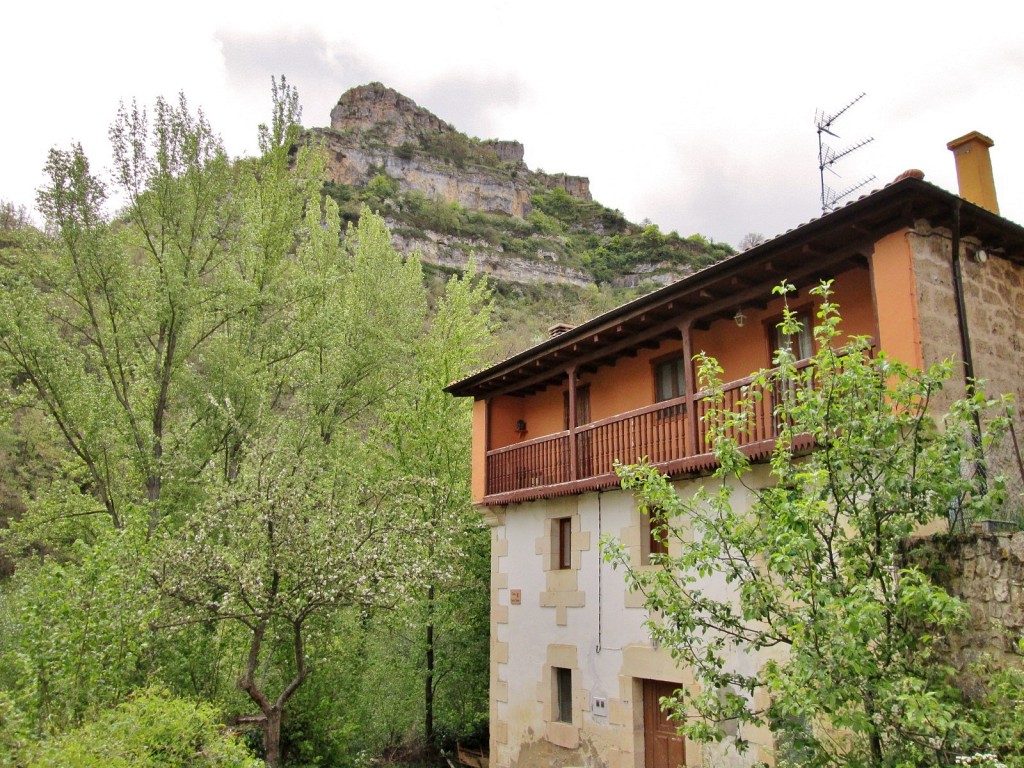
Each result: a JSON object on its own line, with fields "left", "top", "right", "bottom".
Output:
{"left": 949, "top": 200, "right": 987, "bottom": 494}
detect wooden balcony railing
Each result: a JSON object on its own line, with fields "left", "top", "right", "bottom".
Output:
{"left": 484, "top": 362, "right": 812, "bottom": 502}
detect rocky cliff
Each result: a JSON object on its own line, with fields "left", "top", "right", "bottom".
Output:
{"left": 316, "top": 82, "right": 590, "bottom": 221}
{"left": 310, "top": 83, "right": 734, "bottom": 288}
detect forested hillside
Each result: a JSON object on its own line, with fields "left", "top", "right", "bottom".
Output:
{"left": 0, "top": 82, "right": 491, "bottom": 767}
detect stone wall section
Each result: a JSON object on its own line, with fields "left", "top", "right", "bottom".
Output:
{"left": 483, "top": 508, "right": 513, "bottom": 768}
{"left": 910, "top": 225, "right": 1024, "bottom": 504}
{"left": 912, "top": 532, "right": 1024, "bottom": 682}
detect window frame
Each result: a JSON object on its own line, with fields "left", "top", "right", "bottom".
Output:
{"left": 554, "top": 666, "right": 573, "bottom": 724}
{"left": 645, "top": 507, "right": 669, "bottom": 562}
{"left": 765, "top": 305, "right": 815, "bottom": 365}
{"left": 555, "top": 517, "right": 572, "bottom": 570}
{"left": 651, "top": 352, "right": 686, "bottom": 403}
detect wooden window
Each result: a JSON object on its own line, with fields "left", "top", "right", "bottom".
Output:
{"left": 647, "top": 509, "right": 669, "bottom": 562}
{"left": 653, "top": 354, "right": 685, "bottom": 402}
{"left": 554, "top": 667, "right": 573, "bottom": 723}
{"left": 556, "top": 517, "right": 572, "bottom": 569}
{"left": 641, "top": 506, "right": 669, "bottom": 565}
{"left": 769, "top": 308, "right": 814, "bottom": 363}
{"left": 563, "top": 384, "right": 591, "bottom": 429}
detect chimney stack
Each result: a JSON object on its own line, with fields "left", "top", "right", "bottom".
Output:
{"left": 548, "top": 323, "right": 574, "bottom": 338}
{"left": 947, "top": 131, "right": 999, "bottom": 214}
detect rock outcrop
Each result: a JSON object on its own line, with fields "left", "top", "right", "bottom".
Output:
{"left": 315, "top": 83, "right": 591, "bottom": 220}
{"left": 329, "top": 82, "right": 456, "bottom": 146}
{"left": 389, "top": 228, "right": 595, "bottom": 287}
{"left": 315, "top": 130, "right": 535, "bottom": 218}
{"left": 308, "top": 83, "right": 711, "bottom": 289}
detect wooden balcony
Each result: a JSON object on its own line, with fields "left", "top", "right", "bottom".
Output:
{"left": 483, "top": 365, "right": 813, "bottom": 505}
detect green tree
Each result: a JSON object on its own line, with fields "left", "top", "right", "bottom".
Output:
{"left": 604, "top": 282, "right": 1009, "bottom": 767}
{"left": 379, "top": 261, "right": 492, "bottom": 749}
{"left": 0, "top": 93, "right": 249, "bottom": 728}
{"left": 153, "top": 428, "right": 429, "bottom": 767}
{"left": 0, "top": 77, "right": 491, "bottom": 767}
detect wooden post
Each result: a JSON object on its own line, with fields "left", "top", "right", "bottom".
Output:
{"left": 680, "top": 321, "right": 697, "bottom": 457}
{"left": 567, "top": 366, "right": 578, "bottom": 481}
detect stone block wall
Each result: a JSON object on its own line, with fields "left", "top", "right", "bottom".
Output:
{"left": 911, "top": 532, "right": 1024, "bottom": 687}
{"left": 910, "top": 225, "right": 1024, "bottom": 509}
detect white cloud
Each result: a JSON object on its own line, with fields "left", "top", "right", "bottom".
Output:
{"left": 3, "top": 0, "right": 1022, "bottom": 245}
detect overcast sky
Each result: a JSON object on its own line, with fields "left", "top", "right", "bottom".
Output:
{"left": 3, "top": 1, "right": 1022, "bottom": 248}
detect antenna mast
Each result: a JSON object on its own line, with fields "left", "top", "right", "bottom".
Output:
{"left": 815, "top": 93, "right": 876, "bottom": 213}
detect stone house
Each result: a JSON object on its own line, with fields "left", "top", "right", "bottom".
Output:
{"left": 444, "top": 132, "right": 1024, "bottom": 768}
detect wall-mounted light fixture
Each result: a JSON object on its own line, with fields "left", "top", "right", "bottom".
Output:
{"left": 733, "top": 308, "right": 747, "bottom": 328}
{"left": 515, "top": 419, "right": 527, "bottom": 432}
{"left": 975, "top": 248, "right": 989, "bottom": 263}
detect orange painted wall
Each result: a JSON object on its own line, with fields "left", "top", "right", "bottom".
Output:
{"left": 522, "top": 386, "right": 566, "bottom": 438}
{"left": 831, "top": 266, "right": 877, "bottom": 345}
{"left": 690, "top": 268, "right": 876, "bottom": 384}
{"left": 585, "top": 344, "right": 683, "bottom": 420}
{"left": 485, "top": 385, "right": 568, "bottom": 444}
{"left": 477, "top": 265, "right": 880, "bottom": 462}
{"left": 869, "top": 230, "right": 922, "bottom": 368}
{"left": 488, "top": 394, "right": 524, "bottom": 450}
{"left": 471, "top": 399, "right": 488, "bottom": 502}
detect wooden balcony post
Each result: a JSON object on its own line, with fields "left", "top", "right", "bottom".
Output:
{"left": 567, "top": 365, "right": 578, "bottom": 481}
{"left": 680, "top": 321, "right": 698, "bottom": 457}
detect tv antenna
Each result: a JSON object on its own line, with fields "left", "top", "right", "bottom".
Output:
{"left": 816, "top": 93, "right": 876, "bottom": 213}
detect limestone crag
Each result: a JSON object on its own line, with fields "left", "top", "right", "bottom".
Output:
{"left": 481, "top": 139, "right": 525, "bottom": 164}
{"left": 315, "top": 129, "right": 534, "bottom": 218}
{"left": 388, "top": 225, "right": 682, "bottom": 288}
{"left": 534, "top": 171, "right": 591, "bottom": 202}
{"left": 317, "top": 83, "right": 591, "bottom": 220}
{"left": 311, "top": 83, "right": 714, "bottom": 288}
{"left": 329, "top": 83, "right": 457, "bottom": 146}
{"left": 389, "top": 228, "right": 593, "bottom": 287}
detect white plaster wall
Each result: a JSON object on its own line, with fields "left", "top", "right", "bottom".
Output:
{"left": 494, "top": 467, "right": 777, "bottom": 768}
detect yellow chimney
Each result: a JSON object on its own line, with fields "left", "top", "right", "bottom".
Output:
{"left": 947, "top": 131, "right": 999, "bottom": 214}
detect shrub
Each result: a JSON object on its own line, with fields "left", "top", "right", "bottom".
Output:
{"left": 25, "top": 688, "right": 260, "bottom": 768}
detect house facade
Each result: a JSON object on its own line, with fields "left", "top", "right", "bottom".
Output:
{"left": 446, "top": 133, "right": 1024, "bottom": 768}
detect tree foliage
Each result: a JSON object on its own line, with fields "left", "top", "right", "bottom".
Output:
{"left": 0, "top": 79, "right": 493, "bottom": 766}
{"left": 23, "top": 688, "right": 260, "bottom": 768}
{"left": 378, "top": 261, "right": 492, "bottom": 747}
{"left": 605, "top": 282, "right": 1010, "bottom": 767}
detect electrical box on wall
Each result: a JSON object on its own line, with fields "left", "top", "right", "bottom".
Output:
{"left": 592, "top": 696, "right": 607, "bottom": 716}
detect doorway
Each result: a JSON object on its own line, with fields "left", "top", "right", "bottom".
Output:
{"left": 643, "top": 679, "right": 685, "bottom": 768}
{"left": 564, "top": 384, "right": 592, "bottom": 477}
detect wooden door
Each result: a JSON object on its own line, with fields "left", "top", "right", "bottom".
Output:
{"left": 644, "top": 680, "right": 685, "bottom": 768}
{"left": 564, "top": 385, "right": 593, "bottom": 477}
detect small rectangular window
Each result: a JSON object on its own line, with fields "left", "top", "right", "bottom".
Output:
{"left": 555, "top": 667, "right": 573, "bottom": 723}
{"left": 654, "top": 355, "right": 685, "bottom": 402}
{"left": 771, "top": 310, "right": 814, "bottom": 362}
{"left": 647, "top": 510, "right": 669, "bottom": 562}
{"left": 557, "top": 517, "right": 572, "bottom": 569}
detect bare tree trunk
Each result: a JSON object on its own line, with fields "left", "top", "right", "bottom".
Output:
{"left": 425, "top": 582, "right": 435, "bottom": 745}
{"left": 264, "top": 707, "right": 283, "bottom": 768}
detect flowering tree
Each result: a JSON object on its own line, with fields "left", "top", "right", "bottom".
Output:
{"left": 154, "top": 427, "right": 428, "bottom": 766}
